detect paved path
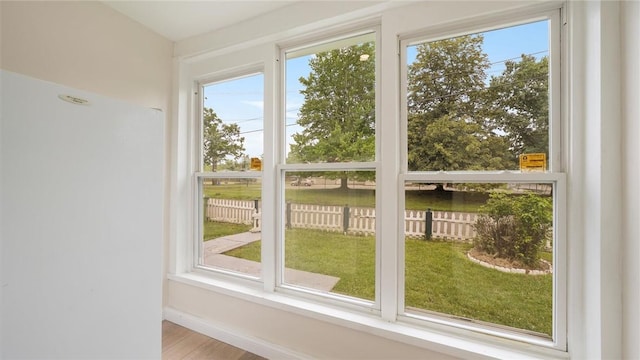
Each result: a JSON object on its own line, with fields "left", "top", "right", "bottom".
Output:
{"left": 203, "top": 232, "right": 340, "bottom": 292}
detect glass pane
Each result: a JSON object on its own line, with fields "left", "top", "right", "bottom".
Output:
{"left": 404, "top": 182, "right": 554, "bottom": 338}
{"left": 283, "top": 170, "right": 376, "bottom": 301}
{"left": 406, "top": 21, "right": 550, "bottom": 171}
{"left": 200, "top": 178, "right": 262, "bottom": 278}
{"left": 285, "top": 33, "right": 376, "bottom": 164}
{"left": 202, "top": 73, "right": 264, "bottom": 172}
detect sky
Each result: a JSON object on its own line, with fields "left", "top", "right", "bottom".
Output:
{"left": 203, "top": 19, "right": 549, "bottom": 162}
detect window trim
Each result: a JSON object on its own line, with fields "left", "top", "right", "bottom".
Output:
{"left": 276, "top": 26, "right": 382, "bottom": 310}
{"left": 397, "top": 8, "right": 566, "bottom": 350}
{"left": 168, "top": 2, "right": 574, "bottom": 357}
{"left": 397, "top": 175, "right": 566, "bottom": 349}
{"left": 399, "top": 9, "right": 562, "bottom": 174}
{"left": 192, "top": 67, "right": 266, "bottom": 279}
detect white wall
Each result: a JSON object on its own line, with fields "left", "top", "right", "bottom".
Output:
{"left": 167, "top": 282, "right": 459, "bottom": 360}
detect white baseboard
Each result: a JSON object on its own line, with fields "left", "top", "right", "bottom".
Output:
{"left": 163, "top": 307, "right": 309, "bottom": 359}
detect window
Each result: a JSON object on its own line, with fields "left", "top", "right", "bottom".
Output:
{"left": 196, "top": 72, "right": 264, "bottom": 279}
{"left": 400, "top": 16, "right": 564, "bottom": 346}
{"left": 280, "top": 31, "right": 378, "bottom": 303}
{"left": 179, "top": 5, "right": 567, "bottom": 355}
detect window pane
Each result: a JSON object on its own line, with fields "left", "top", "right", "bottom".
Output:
{"left": 202, "top": 73, "right": 264, "bottom": 172}
{"left": 404, "top": 182, "right": 554, "bottom": 337}
{"left": 283, "top": 170, "right": 376, "bottom": 301}
{"left": 406, "top": 21, "right": 549, "bottom": 171}
{"left": 285, "top": 33, "right": 376, "bottom": 164}
{"left": 200, "top": 178, "right": 262, "bottom": 278}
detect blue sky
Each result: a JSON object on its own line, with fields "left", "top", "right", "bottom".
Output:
{"left": 204, "top": 19, "right": 549, "bottom": 161}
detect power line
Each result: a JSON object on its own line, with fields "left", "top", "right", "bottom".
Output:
{"left": 239, "top": 122, "right": 300, "bottom": 135}
{"left": 215, "top": 51, "right": 549, "bottom": 135}
{"left": 488, "top": 50, "right": 548, "bottom": 66}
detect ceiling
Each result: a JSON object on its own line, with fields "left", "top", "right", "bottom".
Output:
{"left": 102, "top": 1, "right": 300, "bottom": 42}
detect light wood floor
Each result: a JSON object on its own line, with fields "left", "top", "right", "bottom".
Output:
{"left": 162, "top": 320, "right": 267, "bottom": 360}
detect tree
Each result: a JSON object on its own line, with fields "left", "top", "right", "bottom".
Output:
{"left": 202, "top": 107, "right": 245, "bottom": 174}
{"left": 289, "top": 42, "right": 375, "bottom": 189}
{"left": 407, "top": 35, "right": 514, "bottom": 181}
{"left": 486, "top": 55, "right": 549, "bottom": 157}
{"left": 409, "top": 115, "right": 513, "bottom": 171}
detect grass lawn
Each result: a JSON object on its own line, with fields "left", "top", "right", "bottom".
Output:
{"left": 204, "top": 183, "right": 489, "bottom": 212}
{"left": 203, "top": 221, "right": 252, "bottom": 241}
{"left": 225, "top": 228, "right": 552, "bottom": 336}
{"left": 405, "top": 239, "right": 552, "bottom": 336}
{"left": 203, "top": 183, "right": 261, "bottom": 200}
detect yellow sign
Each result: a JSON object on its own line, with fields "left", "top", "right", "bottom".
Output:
{"left": 250, "top": 157, "right": 262, "bottom": 171}
{"left": 519, "top": 153, "right": 547, "bottom": 172}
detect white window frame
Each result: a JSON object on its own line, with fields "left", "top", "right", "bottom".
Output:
{"left": 191, "top": 66, "right": 268, "bottom": 283}
{"left": 397, "top": 8, "right": 566, "bottom": 350}
{"left": 167, "top": 2, "right": 576, "bottom": 358}
{"left": 275, "top": 26, "right": 382, "bottom": 311}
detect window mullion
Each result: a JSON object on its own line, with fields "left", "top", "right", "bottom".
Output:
{"left": 262, "top": 51, "right": 277, "bottom": 293}
{"left": 379, "top": 24, "right": 401, "bottom": 321}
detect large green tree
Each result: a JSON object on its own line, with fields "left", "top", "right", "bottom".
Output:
{"left": 203, "top": 107, "right": 245, "bottom": 173}
{"left": 289, "top": 42, "right": 375, "bottom": 188}
{"left": 486, "top": 54, "right": 549, "bottom": 156}
{"left": 407, "top": 35, "right": 514, "bottom": 174}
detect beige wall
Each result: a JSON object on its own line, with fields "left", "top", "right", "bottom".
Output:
{"left": 0, "top": 1, "right": 173, "bottom": 110}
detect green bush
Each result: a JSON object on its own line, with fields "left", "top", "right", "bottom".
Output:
{"left": 474, "top": 192, "right": 552, "bottom": 266}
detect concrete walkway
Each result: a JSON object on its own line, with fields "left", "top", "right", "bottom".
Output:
{"left": 203, "top": 232, "right": 340, "bottom": 292}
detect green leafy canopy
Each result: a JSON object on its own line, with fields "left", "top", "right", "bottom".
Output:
{"left": 202, "top": 107, "right": 245, "bottom": 171}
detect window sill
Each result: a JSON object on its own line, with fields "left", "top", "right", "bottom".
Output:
{"left": 167, "top": 272, "right": 569, "bottom": 360}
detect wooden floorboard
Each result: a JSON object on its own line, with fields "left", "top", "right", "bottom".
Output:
{"left": 162, "top": 321, "right": 267, "bottom": 360}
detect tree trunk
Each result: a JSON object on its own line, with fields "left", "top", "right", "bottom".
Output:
{"left": 340, "top": 177, "right": 349, "bottom": 190}
{"left": 433, "top": 183, "right": 447, "bottom": 192}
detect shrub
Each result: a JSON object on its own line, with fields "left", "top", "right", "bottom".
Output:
{"left": 473, "top": 192, "right": 552, "bottom": 266}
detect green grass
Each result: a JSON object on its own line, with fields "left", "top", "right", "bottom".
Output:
{"left": 203, "top": 183, "right": 261, "bottom": 200}
{"left": 203, "top": 221, "right": 252, "bottom": 241}
{"left": 286, "top": 187, "right": 376, "bottom": 208}
{"left": 285, "top": 228, "right": 376, "bottom": 299}
{"left": 225, "top": 229, "right": 552, "bottom": 336}
{"left": 204, "top": 183, "right": 488, "bottom": 212}
{"left": 405, "top": 239, "right": 552, "bottom": 336}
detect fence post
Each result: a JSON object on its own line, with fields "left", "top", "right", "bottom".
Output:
{"left": 286, "top": 202, "right": 292, "bottom": 229}
{"left": 343, "top": 204, "right": 350, "bottom": 234}
{"left": 203, "top": 197, "right": 210, "bottom": 222}
{"left": 425, "top": 208, "right": 432, "bottom": 240}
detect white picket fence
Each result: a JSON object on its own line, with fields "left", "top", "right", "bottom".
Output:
{"left": 206, "top": 198, "right": 478, "bottom": 241}
{"left": 404, "top": 210, "right": 477, "bottom": 240}
{"left": 205, "top": 198, "right": 256, "bottom": 225}
{"left": 286, "top": 204, "right": 377, "bottom": 235}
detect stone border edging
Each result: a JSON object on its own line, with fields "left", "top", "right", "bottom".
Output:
{"left": 466, "top": 251, "right": 553, "bottom": 275}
